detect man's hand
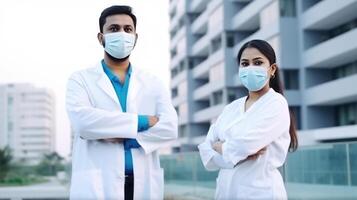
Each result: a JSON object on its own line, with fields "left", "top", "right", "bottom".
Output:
{"left": 148, "top": 116, "right": 159, "bottom": 127}
{"left": 99, "top": 138, "right": 124, "bottom": 143}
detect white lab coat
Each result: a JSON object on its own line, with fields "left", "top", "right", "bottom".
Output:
{"left": 198, "top": 88, "right": 290, "bottom": 200}
{"left": 66, "top": 61, "right": 178, "bottom": 200}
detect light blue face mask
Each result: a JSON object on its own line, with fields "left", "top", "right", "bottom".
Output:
{"left": 103, "top": 32, "right": 136, "bottom": 59}
{"left": 239, "top": 65, "right": 270, "bottom": 92}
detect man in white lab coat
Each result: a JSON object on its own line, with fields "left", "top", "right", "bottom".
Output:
{"left": 66, "top": 5, "right": 178, "bottom": 200}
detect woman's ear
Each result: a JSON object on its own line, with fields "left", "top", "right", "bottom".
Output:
{"left": 270, "top": 63, "right": 277, "bottom": 78}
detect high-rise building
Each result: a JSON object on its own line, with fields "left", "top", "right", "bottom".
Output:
{"left": 169, "top": 0, "right": 357, "bottom": 194}
{"left": 0, "top": 83, "right": 56, "bottom": 165}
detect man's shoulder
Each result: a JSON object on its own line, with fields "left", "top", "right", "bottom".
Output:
{"left": 134, "top": 68, "right": 162, "bottom": 84}
{"left": 68, "top": 63, "right": 100, "bottom": 80}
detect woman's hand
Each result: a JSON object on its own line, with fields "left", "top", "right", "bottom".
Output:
{"left": 236, "top": 147, "right": 267, "bottom": 165}
{"left": 212, "top": 141, "right": 224, "bottom": 154}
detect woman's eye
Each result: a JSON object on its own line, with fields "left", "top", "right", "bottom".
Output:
{"left": 254, "top": 61, "right": 263, "bottom": 65}
{"left": 241, "top": 62, "right": 248, "bottom": 67}
{"left": 125, "top": 28, "right": 132, "bottom": 32}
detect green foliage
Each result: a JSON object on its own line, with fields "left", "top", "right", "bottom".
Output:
{"left": 35, "top": 152, "right": 65, "bottom": 176}
{"left": 0, "top": 146, "right": 12, "bottom": 180}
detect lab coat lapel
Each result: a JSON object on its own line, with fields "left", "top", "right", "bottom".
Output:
{"left": 127, "top": 68, "right": 142, "bottom": 113}
{"left": 94, "top": 62, "right": 122, "bottom": 110}
{"left": 223, "top": 89, "right": 274, "bottom": 132}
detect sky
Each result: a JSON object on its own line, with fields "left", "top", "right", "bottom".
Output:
{"left": 0, "top": 0, "right": 170, "bottom": 157}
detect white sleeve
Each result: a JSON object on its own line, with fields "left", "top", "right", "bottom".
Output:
{"left": 222, "top": 99, "right": 290, "bottom": 166}
{"left": 66, "top": 73, "right": 138, "bottom": 140}
{"left": 198, "top": 105, "right": 236, "bottom": 170}
{"left": 136, "top": 79, "right": 178, "bottom": 154}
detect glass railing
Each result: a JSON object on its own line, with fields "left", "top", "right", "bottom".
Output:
{"left": 160, "top": 142, "right": 357, "bottom": 199}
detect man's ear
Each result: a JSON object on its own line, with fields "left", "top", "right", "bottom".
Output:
{"left": 97, "top": 33, "right": 104, "bottom": 46}
{"left": 134, "top": 33, "right": 138, "bottom": 47}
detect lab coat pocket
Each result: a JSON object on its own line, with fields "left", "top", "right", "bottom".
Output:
{"left": 150, "top": 168, "right": 164, "bottom": 200}
{"left": 236, "top": 184, "right": 273, "bottom": 200}
{"left": 70, "top": 169, "right": 104, "bottom": 200}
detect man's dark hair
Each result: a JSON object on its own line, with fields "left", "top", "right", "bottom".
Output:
{"left": 99, "top": 5, "right": 137, "bottom": 33}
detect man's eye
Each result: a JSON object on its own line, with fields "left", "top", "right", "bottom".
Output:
{"left": 125, "top": 27, "right": 132, "bottom": 32}
{"left": 110, "top": 27, "right": 118, "bottom": 31}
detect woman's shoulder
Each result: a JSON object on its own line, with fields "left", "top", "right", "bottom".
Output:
{"left": 223, "top": 96, "right": 247, "bottom": 111}
{"left": 270, "top": 89, "right": 288, "bottom": 106}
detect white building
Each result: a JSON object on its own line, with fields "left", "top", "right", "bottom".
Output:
{"left": 0, "top": 83, "right": 56, "bottom": 165}
{"left": 169, "top": 0, "right": 357, "bottom": 197}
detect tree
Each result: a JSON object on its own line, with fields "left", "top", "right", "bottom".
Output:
{"left": 0, "top": 146, "right": 13, "bottom": 180}
{"left": 36, "top": 152, "right": 65, "bottom": 176}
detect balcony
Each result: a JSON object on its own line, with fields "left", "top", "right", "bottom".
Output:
{"left": 191, "top": 34, "right": 209, "bottom": 57}
{"left": 171, "top": 70, "right": 187, "bottom": 88}
{"left": 193, "top": 104, "right": 225, "bottom": 123}
{"left": 170, "top": 50, "right": 186, "bottom": 69}
{"left": 172, "top": 95, "right": 186, "bottom": 107}
{"left": 232, "top": 21, "right": 279, "bottom": 55}
{"left": 304, "top": 74, "right": 357, "bottom": 105}
{"left": 231, "top": 0, "right": 271, "bottom": 30}
{"left": 302, "top": 28, "right": 357, "bottom": 68}
{"left": 311, "top": 125, "right": 357, "bottom": 142}
{"left": 302, "top": 0, "right": 357, "bottom": 30}
{"left": 192, "top": 49, "right": 224, "bottom": 79}
{"left": 170, "top": 27, "right": 185, "bottom": 51}
{"left": 191, "top": 10, "right": 208, "bottom": 34}
{"left": 193, "top": 80, "right": 224, "bottom": 101}
{"left": 190, "top": 0, "right": 208, "bottom": 13}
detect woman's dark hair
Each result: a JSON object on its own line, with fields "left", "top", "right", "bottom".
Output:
{"left": 236, "top": 39, "right": 298, "bottom": 152}
{"left": 99, "top": 5, "right": 137, "bottom": 33}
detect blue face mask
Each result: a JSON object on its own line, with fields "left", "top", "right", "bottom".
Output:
{"left": 103, "top": 32, "right": 136, "bottom": 59}
{"left": 239, "top": 65, "right": 269, "bottom": 92}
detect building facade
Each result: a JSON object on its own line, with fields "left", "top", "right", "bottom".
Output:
{"left": 0, "top": 83, "right": 56, "bottom": 165}
{"left": 169, "top": 0, "right": 357, "bottom": 196}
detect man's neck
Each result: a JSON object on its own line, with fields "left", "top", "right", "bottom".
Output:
{"left": 104, "top": 55, "right": 130, "bottom": 75}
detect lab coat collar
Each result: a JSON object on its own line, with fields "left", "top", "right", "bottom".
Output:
{"left": 93, "top": 61, "right": 141, "bottom": 111}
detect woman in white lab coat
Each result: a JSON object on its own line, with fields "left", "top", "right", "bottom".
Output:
{"left": 198, "top": 39, "right": 298, "bottom": 199}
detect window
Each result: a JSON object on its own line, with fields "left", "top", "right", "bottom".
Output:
{"left": 333, "top": 61, "right": 357, "bottom": 80}
{"left": 211, "top": 91, "right": 223, "bottom": 106}
{"left": 335, "top": 103, "right": 357, "bottom": 126}
{"left": 283, "top": 70, "right": 299, "bottom": 90}
{"left": 279, "top": 0, "right": 296, "bottom": 17}
{"left": 301, "top": 0, "right": 322, "bottom": 12}
{"left": 211, "top": 36, "right": 222, "bottom": 53}
{"left": 171, "top": 88, "right": 178, "bottom": 98}
{"left": 226, "top": 33, "right": 235, "bottom": 48}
